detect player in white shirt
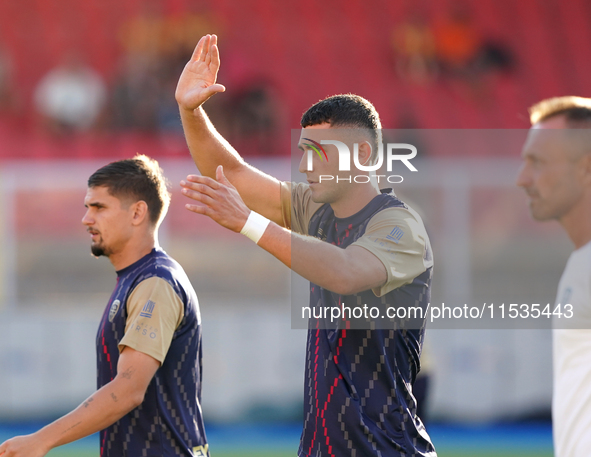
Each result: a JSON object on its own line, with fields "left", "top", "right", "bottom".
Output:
{"left": 517, "top": 96, "right": 591, "bottom": 457}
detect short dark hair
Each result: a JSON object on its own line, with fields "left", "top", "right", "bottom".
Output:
{"left": 301, "top": 94, "right": 382, "bottom": 161}
{"left": 529, "top": 96, "right": 591, "bottom": 127}
{"left": 88, "top": 155, "right": 171, "bottom": 225}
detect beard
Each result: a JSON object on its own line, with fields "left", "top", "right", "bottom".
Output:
{"left": 91, "top": 243, "right": 109, "bottom": 258}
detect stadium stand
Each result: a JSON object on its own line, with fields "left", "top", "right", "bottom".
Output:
{"left": 0, "top": 0, "right": 590, "bottom": 159}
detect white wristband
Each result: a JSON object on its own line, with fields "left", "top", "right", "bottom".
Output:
{"left": 240, "top": 211, "right": 270, "bottom": 244}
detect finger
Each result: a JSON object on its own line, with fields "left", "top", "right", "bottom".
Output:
{"left": 201, "top": 85, "right": 226, "bottom": 101}
{"left": 183, "top": 175, "right": 221, "bottom": 189}
{"left": 181, "top": 178, "right": 220, "bottom": 197}
{"left": 200, "top": 35, "right": 211, "bottom": 62}
{"left": 204, "top": 41, "right": 212, "bottom": 66}
{"left": 181, "top": 186, "right": 216, "bottom": 205}
{"left": 180, "top": 179, "right": 198, "bottom": 190}
{"left": 216, "top": 165, "right": 235, "bottom": 189}
{"left": 210, "top": 83, "right": 226, "bottom": 93}
{"left": 205, "top": 34, "right": 218, "bottom": 67}
{"left": 215, "top": 165, "right": 225, "bottom": 183}
{"left": 185, "top": 203, "right": 209, "bottom": 215}
{"left": 191, "top": 35, "right": 207, "bottom": 62}
{"left": 211, "top": 44, "right": 221, "bottom": 71}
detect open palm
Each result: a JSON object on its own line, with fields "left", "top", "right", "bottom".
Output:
{"left": 175, "top": 34, "right": 226, "bottom": 111}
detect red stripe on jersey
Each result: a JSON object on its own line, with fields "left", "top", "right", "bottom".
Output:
{"left": 307, "top": 321, "right": 321, "bottom": 455}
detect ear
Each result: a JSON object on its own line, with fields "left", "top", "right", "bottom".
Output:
{"left": 131, "top": 200, "right": 149, "bottom": 226}
{"left": 357, "top": 141, "right": 373, "bottom": 166}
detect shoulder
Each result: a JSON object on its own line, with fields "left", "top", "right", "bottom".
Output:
{"left": 367, "top": 200, "right": 428, "bottom": 238}
{"left": 135, "top": 250, "right": 193, "bottom": 300}
{"left": 282, "top": 181, "right": 314, "bottom": 208}
{"left": 359, "top": 199, "right": 433, "bottom": 267}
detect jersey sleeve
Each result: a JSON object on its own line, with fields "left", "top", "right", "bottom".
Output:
{"left": 280, "top": 181, "right": 323, "bottom": 235}
{"left": 118, "top": 276, "right": 184, "bottom": 364}
{"left": 351, "top": 207, "right": 433, "bottom": 297}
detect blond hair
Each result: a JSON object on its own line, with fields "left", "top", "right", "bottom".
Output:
{"left": 529, "top": 96, "right": 591, "bottom": 126}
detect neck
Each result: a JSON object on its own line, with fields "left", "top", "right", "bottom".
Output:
{"left": 109, "top": 235, "right": 157, "bottom": 271}
{"left": 330, "top": 182, "right": 381, "bottom": 218}
{"left": 560, "top": 198, "right": 591, "bottom": 249}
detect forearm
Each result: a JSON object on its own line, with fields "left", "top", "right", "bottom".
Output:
{"left": 179, "top": 106, "right": 245, "bottom": 179}
{"left": 258, "top": 223, "right": 372, "bottom": 295}
{"left": 32, "top": 378, "right": 140, "bottom": 450}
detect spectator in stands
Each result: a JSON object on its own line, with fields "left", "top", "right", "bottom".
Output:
{"left": 161, "top": 6, "right": 223, "bottom": 74}
{"left": 473, "top": 40, "right": 514, "bottom": 76}
{"left": 433, "top": 3, "right": 514, "bottom": 103}
{"left": 110, "top": 55, "right": 160, "bottom": 131}
{"left": 227, "top": 81, "right": 282, "bottom": 155}
{"left": 34, "top": 52, "right": 107, "bottom": 134}
{"left": 433, "top": 4, "right": 482, "bottom": 79}
{"left": 117, "top": 0, "right": 164, "bottom": 64}
{"left": 113, "top": 1, "right": 222, "bottom": 135}
{"left": 391, "top": 13, "right": 438, "bottom": 84}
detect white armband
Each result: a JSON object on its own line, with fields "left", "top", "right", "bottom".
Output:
{"left": 240, "top": 211, "right": 270, "bottom": 244}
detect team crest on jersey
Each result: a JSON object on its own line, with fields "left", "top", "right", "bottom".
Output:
{"left": 108, "top": 300, "right": 121, "bottom": 322}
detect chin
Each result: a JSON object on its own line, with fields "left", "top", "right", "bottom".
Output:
{"left": 91, "top": 245, "right": 106, "bottom": 258}
{"left": 310, "top": 191, "right": 330, "bottom": 204}
{"left": 530, "top": 208, "right": 555, "bottom": 222}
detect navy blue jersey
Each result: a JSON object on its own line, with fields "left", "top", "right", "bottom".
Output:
{"left": 296, "top": 190, "right": 436, "bottom": 457}
{"left": 96, "top": 248, "right": 208, "bottom": 457}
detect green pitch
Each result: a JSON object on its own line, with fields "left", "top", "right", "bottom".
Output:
{"left": 44, "top": 443, "right": 554, "bottom": 457}
{"left": 4, "top": 422, "right": 555, "bottom": 457}
{"left": 46, "top": 452, "right": 552, "bottom": 457}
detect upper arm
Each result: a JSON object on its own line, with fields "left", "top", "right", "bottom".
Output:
{"left": 340, "top": 245, "right": 389, "bottom": 295}
{"left": 351, "top": 207, "right": 432, "bottom": 296}
{"left": 119, "top": 277, "right": 184, "bottom": 364}
{"left": 115, "top": 346, "right": 160, "bottom": 395}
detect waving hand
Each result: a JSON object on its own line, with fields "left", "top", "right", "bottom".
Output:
{"left": 175, "top": 34, "right": 226, "bottom": 111}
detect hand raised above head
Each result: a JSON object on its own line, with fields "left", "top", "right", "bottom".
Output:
{"left": 175, "top": 34, "right": 226, "bottom": 112}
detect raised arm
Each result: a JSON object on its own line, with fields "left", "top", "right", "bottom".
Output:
{"left": 175, "top": 34, "right": 284, "bottom": 225}
{"left": 181, "top": 167, "right": 388, "bottom": 295}
{"left": 0, "top": 348, "right": 159, "bottom": 457}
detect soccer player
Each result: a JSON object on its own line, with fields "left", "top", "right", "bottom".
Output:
{"left": 0, "top": 156, "right": 208, "bottom": 457}
{"left": 177, "top": 35, "right": 435, "bottom": 456}
{"left": 516, "top": 96, "right": 591, "bottom": 457}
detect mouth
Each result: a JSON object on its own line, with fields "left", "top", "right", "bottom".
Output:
{"left": 522, "top": 187, "right": 538, "bottom": 199}
{"left": 87, "top": 229, "right": 100, "bottom": 241}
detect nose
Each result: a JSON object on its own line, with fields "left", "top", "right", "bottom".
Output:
{"left": 82, "top": 209, "right": 93, "bottom": 227}
{"left": 298, "top": 149, "right": 309, "bottom": 174}
{"left": 515, "top": 162, "right": 531, "bottom": 189}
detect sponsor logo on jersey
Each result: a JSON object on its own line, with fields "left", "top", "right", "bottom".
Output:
{"left": 386, "top": 226, "right": 404, "bottom": 243}
{"left": 193, "top": 444, "right": 209, "bottom": 456}
{"left": 140, "top": 300, "right": 156, "bottom": 318}
{"left": 108, "top": 299, "right": 120, "bottom": 322}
